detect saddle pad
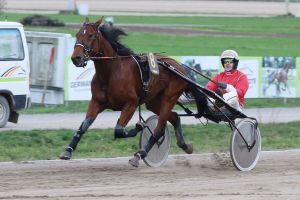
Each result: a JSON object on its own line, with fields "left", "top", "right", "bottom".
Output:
{"left": 147, "top": 52, "right": 159, "bottom": 75}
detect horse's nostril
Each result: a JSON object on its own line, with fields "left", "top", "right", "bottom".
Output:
{"left": 71, "top": 56, "right": 82, "bottom": 65}
{"left": 71, "top": 56, "right": 80, "bottom": 61}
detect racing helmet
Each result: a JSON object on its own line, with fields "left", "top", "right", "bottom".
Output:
{"left": 220, "top": 50, "right": 239, "bottom": 71}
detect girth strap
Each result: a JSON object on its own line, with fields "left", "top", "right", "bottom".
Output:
{"left": 132, "top": 55, "right": 151, "bottom": 103}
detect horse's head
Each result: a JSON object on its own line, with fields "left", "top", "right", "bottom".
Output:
{"left": 71, "top": 17, "right": 103, "bottom": 67}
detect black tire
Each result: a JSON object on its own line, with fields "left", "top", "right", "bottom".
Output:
{"left": 230, "top": 118, "right": 261, "bottom": 171}
{"left": 140, "top": 115, "right": 171, "bottom": 167}
{"left": 0, "top": 96, "right": 10, "bottom": 128}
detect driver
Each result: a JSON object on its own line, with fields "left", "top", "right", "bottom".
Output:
{"left": 206, "top": 50, "right": 249, "bottom": 112}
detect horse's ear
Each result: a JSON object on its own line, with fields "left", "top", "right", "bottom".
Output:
{"left": 95, "top": 16, "right": 104, "bottom": 26}
{"left": 84, "top": 17, "right": 90, "bottom": 23}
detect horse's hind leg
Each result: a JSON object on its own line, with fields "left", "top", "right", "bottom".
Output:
{"left": 172, "top": 84, "right": 207, "bottom": 153}
{"left": 129, "top": 89, "right": 184, "bottom": 167}
{"left": 60, "top": 99, "right": 104, "bottom": 160}
{"left": 282, "top": 81, "right": 291, "bottom": 94}
{"left": 145, "top": 97, "right": 193, "bottom": 154}
{"left": 172, "top": 115, "right": 193, "bottom": 154}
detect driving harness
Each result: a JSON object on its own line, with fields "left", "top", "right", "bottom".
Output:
{"left": 131, "top": 53, "right": 160, "bottom": 103}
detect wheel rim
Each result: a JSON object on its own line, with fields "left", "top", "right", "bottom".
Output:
{"left": 140, "top": 115, "right": 171, "bottom": 167}
{"left": 230, "top": 119, "right": 261, "bottom": 171}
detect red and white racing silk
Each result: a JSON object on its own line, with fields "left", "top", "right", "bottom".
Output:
{"left": 206, "top": 70, "right": 249, "bottom": 109}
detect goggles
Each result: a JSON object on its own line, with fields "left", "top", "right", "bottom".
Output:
{"left": 222, "top": 58, "right": 234, "bottom": 65}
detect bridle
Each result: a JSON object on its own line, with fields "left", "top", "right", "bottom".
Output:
{"left": 74, "top": 23, "right": 103, "bottom": 64}
{"left": 74, "top": 42, "right": 93, "bottom": 56}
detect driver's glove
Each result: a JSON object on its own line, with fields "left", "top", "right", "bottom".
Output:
{"left": 218, "top": 81, "right": 227, "bottom": 89}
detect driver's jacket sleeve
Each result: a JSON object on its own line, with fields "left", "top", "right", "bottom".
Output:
{"left": 206, "top": 69, "right": 249, "bottom": 109}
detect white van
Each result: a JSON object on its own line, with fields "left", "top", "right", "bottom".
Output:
{"left": 0, "top": 21, "right": 30, "bottom": 128}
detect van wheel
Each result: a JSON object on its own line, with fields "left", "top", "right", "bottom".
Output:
{"left": 0, "top": 96, "right": 10, "bottom": 128}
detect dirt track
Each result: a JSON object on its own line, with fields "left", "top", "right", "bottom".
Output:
{"left": 0, "top": 150, "right": 299, "bottom": 200}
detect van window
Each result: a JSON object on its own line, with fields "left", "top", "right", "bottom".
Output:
{"left": 0, "top": 29, "right": 24, "bottom": 60}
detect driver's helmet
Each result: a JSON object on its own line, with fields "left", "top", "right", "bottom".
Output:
{"left": 220, "top": 50, "right": 239, "bottom": 71}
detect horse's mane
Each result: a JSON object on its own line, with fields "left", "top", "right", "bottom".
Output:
{"left": 99, "top": 24, "right": 134, "bottom": 56}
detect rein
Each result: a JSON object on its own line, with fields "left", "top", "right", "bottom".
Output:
{"left": 90, "top": 53, "right": 216, "bottom": 87}
{"left": 89, "top": 55, "right": 133, "bottom": 60}
{"left": 89, "top": 53, "right": 172, "bottom": 60}
{"left": 90, "top": 55, "right": 216, "bottom": 84}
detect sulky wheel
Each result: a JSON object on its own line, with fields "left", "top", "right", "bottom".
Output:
{"left": 140, "top": 115, "right": 171, "bottom": 167}
{"left": 230, "top": 118, "right": 261, "bottom": 171}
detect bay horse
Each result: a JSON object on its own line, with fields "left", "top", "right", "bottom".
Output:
{"left": 59, "top": 17, "right": 206, "bottom": 167}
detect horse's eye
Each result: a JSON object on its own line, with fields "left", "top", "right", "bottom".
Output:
{"left": 89, "top": 34, "right": 94, "bottom": 39}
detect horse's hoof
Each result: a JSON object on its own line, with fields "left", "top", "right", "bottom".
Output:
{"left": 128, "top": 155, "right": 140, "bottom": 167}
{"left": 59, "top": 150, "right": 72, "bottom": 160}
{"left": 114, "top": 132, "right": 126, "bottom": 139}
{"left": 183, "top": 144, "right": 193, "bottom": 154}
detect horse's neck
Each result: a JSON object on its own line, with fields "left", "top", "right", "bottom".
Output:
{"left": 93, "top": 37, "right": 118, "bottom": 82}
{"left": 100, "top": 37, "right": 116, "bottom": 57}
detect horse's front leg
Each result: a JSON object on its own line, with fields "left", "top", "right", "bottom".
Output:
{"left": 59, "top": 99, "right": 104, "bottom": 160}
{"left": 114, "top": 99, "right": 141, "bottom": 139}
{"left": 276, "top": 82, "right": 281, "bottom": 96}
{"left": 287, "top": 84, "right": 292, "bottom": 94}
{"left": 283, "top": 81, "right": 291, "bottom": 94}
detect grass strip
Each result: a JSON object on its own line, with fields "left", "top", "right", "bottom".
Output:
{"left": 0, "top": 122, "right": 299, "bottom": 162}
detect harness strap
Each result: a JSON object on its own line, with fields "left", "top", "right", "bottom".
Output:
{"left": 131, "top": 55, "right": 151, "bottom": 103}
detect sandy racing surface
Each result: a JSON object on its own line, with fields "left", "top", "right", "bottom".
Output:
{"left": 0, "top": 150, "right": 299, "bottom": 200}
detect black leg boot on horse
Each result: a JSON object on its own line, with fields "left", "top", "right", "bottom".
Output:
{"left": 173, "top": 115, "right": 193, "bottom": 154}
{"left": 114, "top": 119, "right": 144, "bottom": 139}
{"left": 128, "top": 128, "right": 165, "bottom": 167}
{"left": 169, "top": 85, "right": 207, "bottom": 155}
{"left": 59, "top": 117, "right": 94, "bottom": 160}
